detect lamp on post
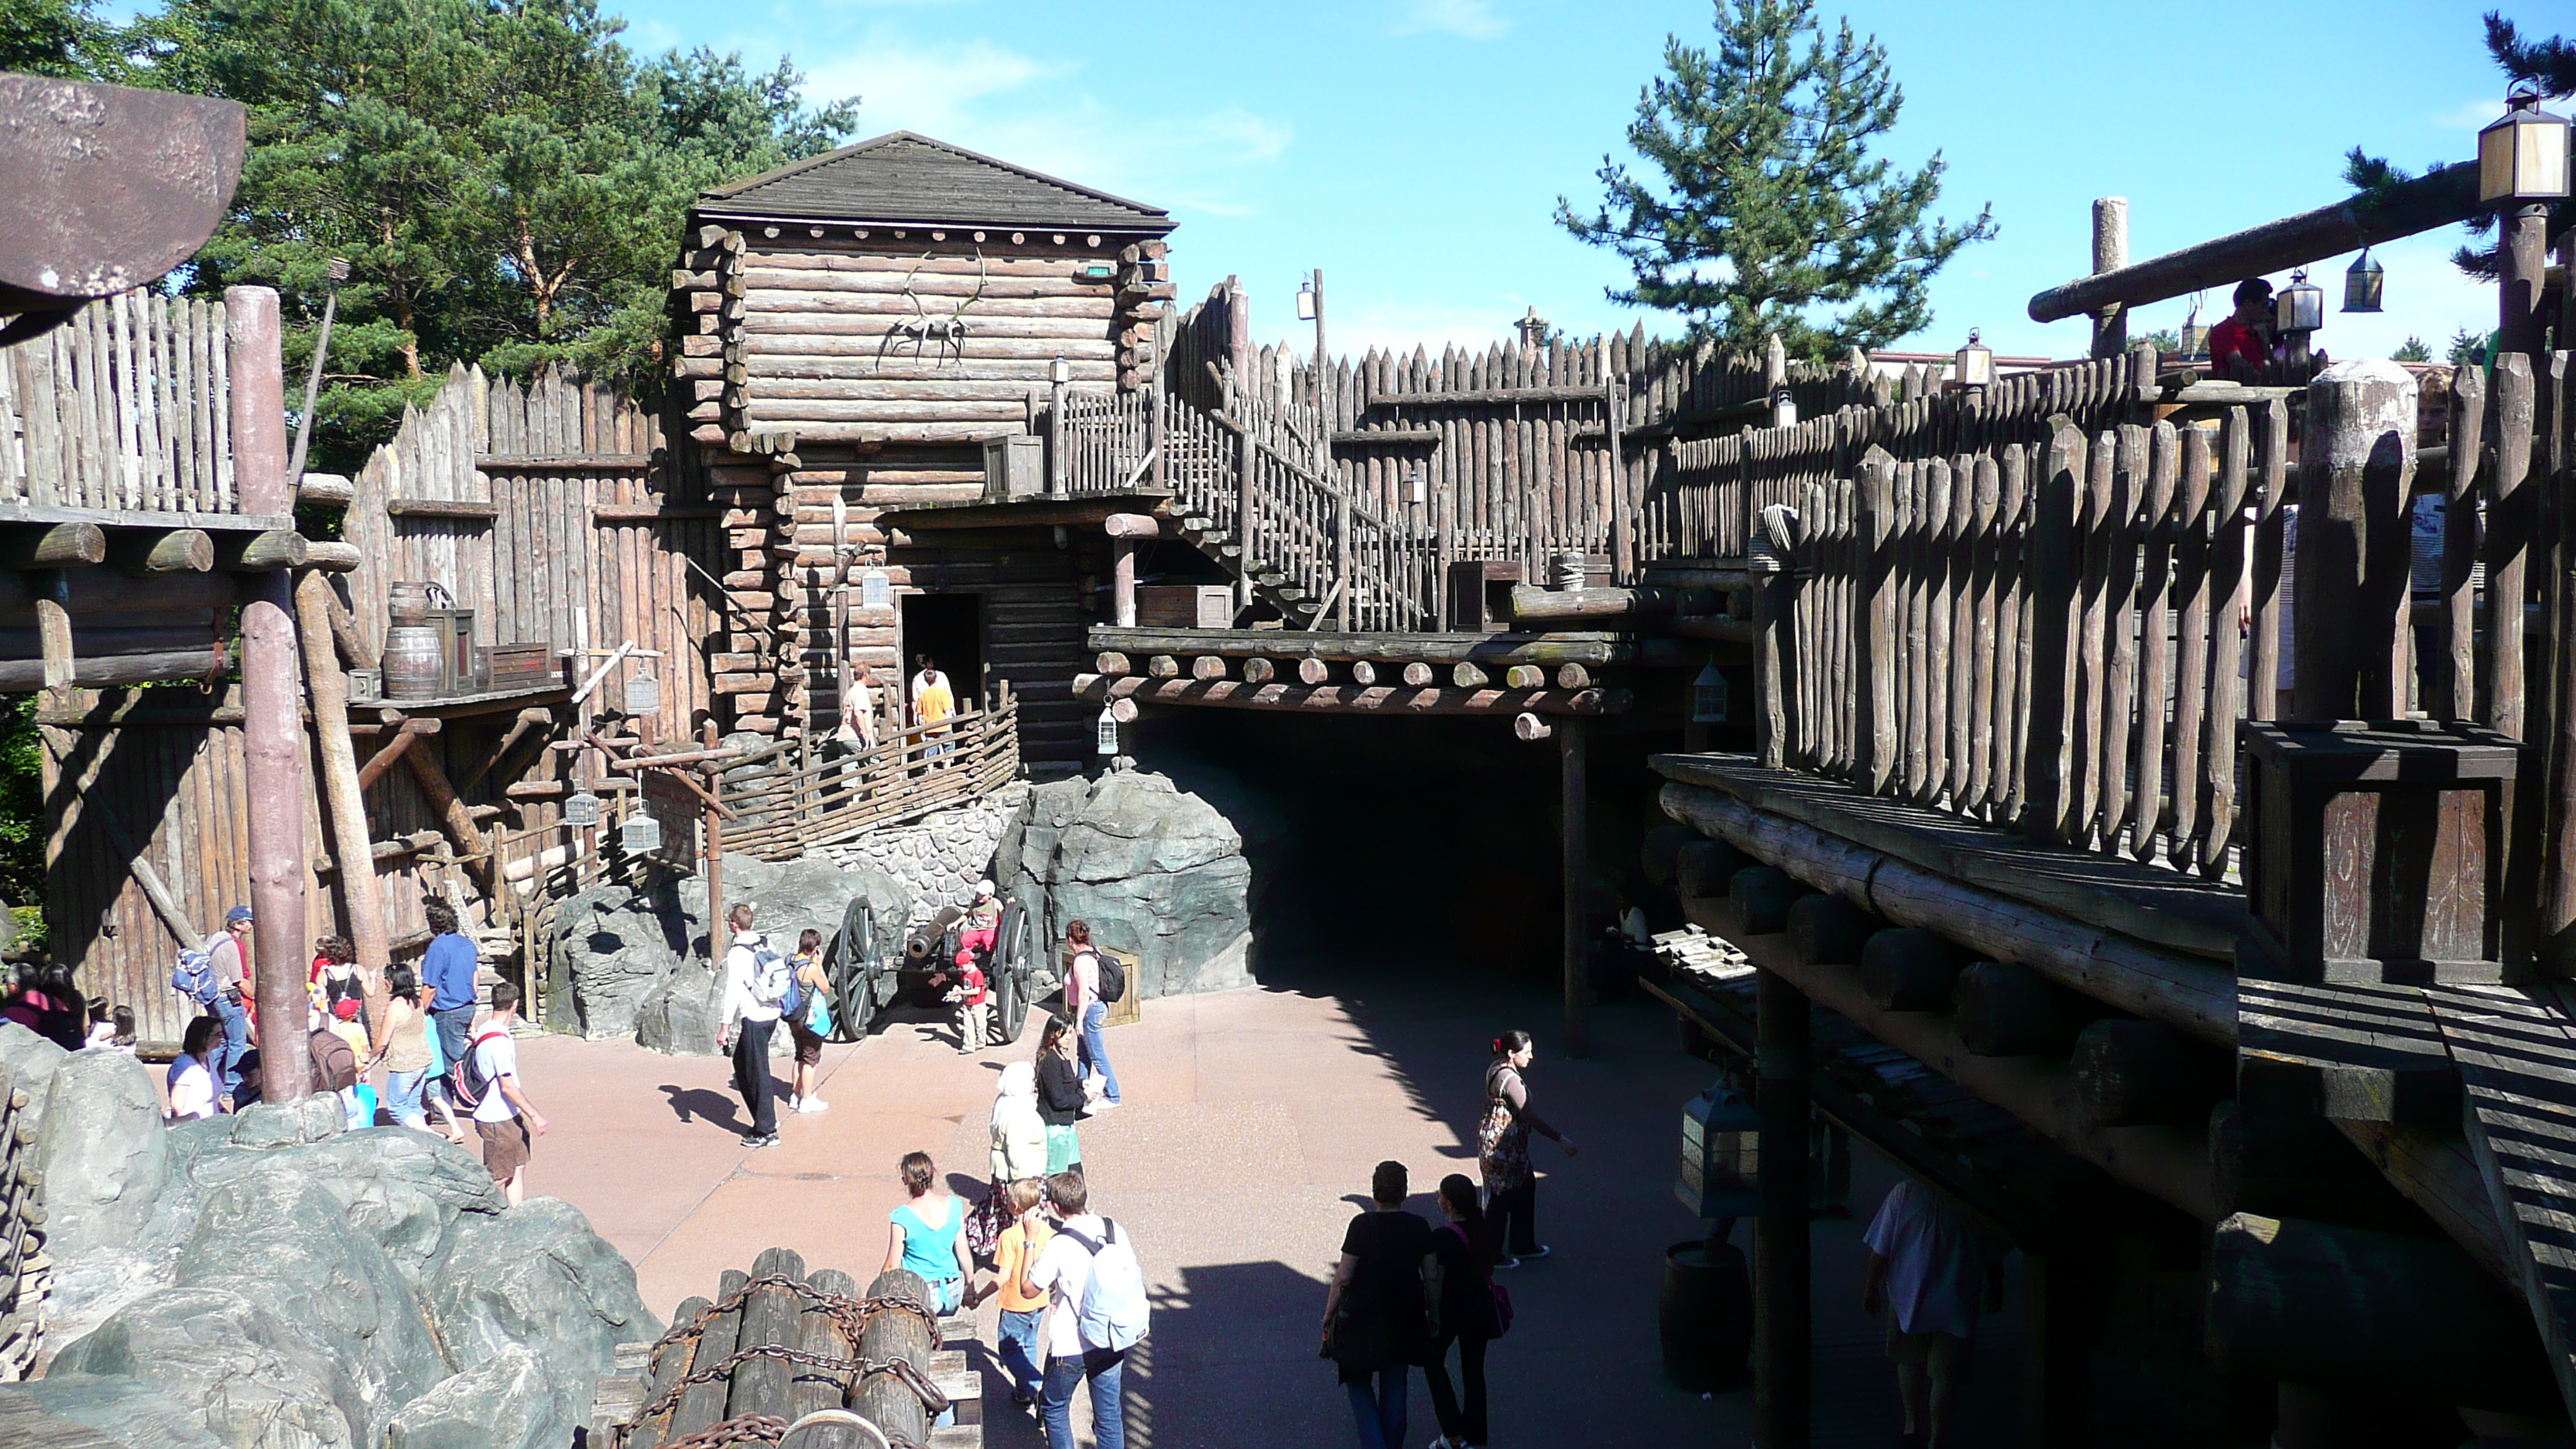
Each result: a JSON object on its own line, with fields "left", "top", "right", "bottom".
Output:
{"left": 1514, "top": 306, "right": 1550, "bottom": 351}
{"left": 2274, "top": 267, "right": 2325, "bottom": 370}
{"left": 2482, "top": 80, "right": 2571, "bottom": 360}
{"left": 1294, "top": 277, "right": 1317, "bottom": 323}
{"left": 1952, "top": 328, "right": 1995, "bottom": 389}
{"left": 2342, "top": 249, "right": 2385, "bottom": 313}
{"left": 2180, "top": 296, "right": 2210, "bottom": 360}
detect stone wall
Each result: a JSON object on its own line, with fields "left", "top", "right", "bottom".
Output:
{"left": 824, "top": 782, "right": 1026, "bottom": 923}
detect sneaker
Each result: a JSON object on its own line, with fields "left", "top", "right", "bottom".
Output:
{"left": 795, "top": 1097, "right": 830, "bottom": 1114}
{"left": 755, "top": 1132, "right": 783, "bottom": 1149}
{"left": 1492, "top": 1255, "right": 1519, "bottom": 1270}
{"left": 1519, "top": 1245, "right": 1552, "bottom": 1261}
{"left": 739, "top": 1132, "right": 767, "bottom": 1148}
{"left": 1081, "top": 1098, "right": 1119, "bottom": 1117}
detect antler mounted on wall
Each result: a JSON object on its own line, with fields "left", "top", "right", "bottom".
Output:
{"left": 875, "top": 248, "right": 987, "bottom": 371}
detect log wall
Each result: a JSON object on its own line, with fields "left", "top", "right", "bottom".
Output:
{"left": 0, "top": 290, "right": 238, "bottom": 516}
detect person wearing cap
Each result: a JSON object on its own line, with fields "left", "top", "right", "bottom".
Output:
{"left": 961, "top": 880, "right": 1002, "bottom": 964}
{"left": 205, "top": 905, "right": 255, "bottom": 1099}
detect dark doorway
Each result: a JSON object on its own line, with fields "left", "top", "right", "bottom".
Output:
{"left": 899, "top": 591, "right": 984, "bottom": 714}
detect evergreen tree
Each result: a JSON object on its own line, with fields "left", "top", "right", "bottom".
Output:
{"left": 2345, "top": 11, "right": 2568, "bottom": 282}
{"left": 2392, "top": 336, "right": 2432, "bottom": 362}
{"left": 1556, "top": 0, "right": 1992, "bottom": 358}
{"left": 132, "top": 0, "right": 856, "bottom": 468}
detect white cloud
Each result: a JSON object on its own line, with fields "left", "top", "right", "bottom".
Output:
{"left": 1392, "top": 0, "right": 1510, "bottom": 40}
{"left": 1201, "top": 108, "right": 1294, "bottom": 165}
{"left": 801, "top": 36, "right": 1067, "bottom": 137}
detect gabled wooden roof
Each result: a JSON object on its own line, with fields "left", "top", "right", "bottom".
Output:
{"left": 695, "top": 131, "right": 1175, "bottom": 235}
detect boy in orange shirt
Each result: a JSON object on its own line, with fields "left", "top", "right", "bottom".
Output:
{"left": 992, "top": 1177, "right": 1053, "bottom": 1410}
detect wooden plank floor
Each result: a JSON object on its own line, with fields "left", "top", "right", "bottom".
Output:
{"left": 1653, "top": 752, "right": 2247, "bottom": 960}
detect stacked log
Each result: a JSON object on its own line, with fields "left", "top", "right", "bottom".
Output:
{"left": 671, "top": 224, "right": 748, "bottom": 447}
{"left": 591, "top": 1251, "right": 978, "bottom": 1449}
{"left": 1112, "top": 241, "right": 1177, "bottom": 392}
{"left": 0, "top": 1061, "right": 46, "bottom": 1382}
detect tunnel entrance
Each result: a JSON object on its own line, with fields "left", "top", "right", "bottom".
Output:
{"left": 1129, "top": 709, "right": 1680, "bottom": 984}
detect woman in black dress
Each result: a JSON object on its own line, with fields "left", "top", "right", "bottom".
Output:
{"left": 1321, "top": 1160, "right": 1431, "bottom": 1449}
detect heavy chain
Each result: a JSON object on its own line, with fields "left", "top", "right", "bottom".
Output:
{"left": 647, "top": 1276, "right": 944, "bottom": 1366}
{"left": 649, "top": 1413, "right": 927, "bottom": 1449}
{"left": 613, "top": 1344, "right": 951, "bottom": 1448}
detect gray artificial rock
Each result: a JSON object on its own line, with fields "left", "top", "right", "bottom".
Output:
{"left": 33, "top": 1047, "right": 170, "bottom": 1275}
{"left": 5, "top": 1374, "right": 225, "bottom": 1449}
{"left": 50, "top": 1286, "right": 358, "bottom": 1449}
{"left": 426, "top": 1199, "right": 659, "bottom": 1449}
{"left": 548, "top": 882, "right": 707, "bottom": 1040}
{"left": 633, "top": 962, "right": 721, "bottom": 1056}
{"left": 173, "top": 1169, "right": 449, "bottom": 1444}
{"left": 385, "top": 1345, "right": 553, "bottom": 1449}
{"left": 0, "top": 1020, "right": 70, "bottom": 1139}
{"left": 227, "top": 1093, "right": 347, "bottom": 1149}
{"left": 999, "top": 771, "right": 1255, "bottom": 999}
{"left": 190, "top": 1129, "right": 504, "bottom": 1281}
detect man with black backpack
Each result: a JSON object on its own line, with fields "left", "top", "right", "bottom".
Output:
{"left": 715, "top": 903, "right": 786, "bottom": 1149}
{"left": 1017, "top": 1170, "right": 1146, "bottom": 1449}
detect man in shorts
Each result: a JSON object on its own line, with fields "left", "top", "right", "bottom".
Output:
{"left": 1862, "top": 1175, "right": 2003, "bottom": 1449}
{"left": 469, "top": 981, "right": 547, "bottom": 1206}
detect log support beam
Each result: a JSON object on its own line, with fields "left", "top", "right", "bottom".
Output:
{"left": 1560, "top": 717, "right": 1588, "bottom": 1058}
{"left": 1753, "top": 965, "right": 1810, "bottom": 1449}
{"left": 1076, "top": 672, "right": 1629, "bottom": 718}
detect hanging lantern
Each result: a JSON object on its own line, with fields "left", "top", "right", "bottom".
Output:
{"left": 862, "top": 569, "right": 892, "bottom": 611}
{"left": 2180, "top": 297, "right": 2210, "bottom": 360}
{"left": 2274, "top": 268, "right": 2324, "bottom": 335}
{"left": 1677, "top": 1082, "right": 1763, "bottom": 1218}
{"left": 1692, "top": 663, "right": 1731, "bottom": 723}
{"left": 1295, "top": 277, "right": 1317, "bottom": 322}
{"left": 561, "top": 790, "right": 601, "bottom": 828}
{"left": 1094, "top": 705, "right": 1120, "bottom": 756}
{"left": 623, "top": 670, "right": 659, "bottom": 717}
{"left": 2342, "top": 249, "right": 2385, "bottom": 313}
{"left": 620, "top": 814, "right": 661, "bottom": 854}
{"left": 1952, "top": 327, "right": 1995, "bottom": 389}
{"left": 2478, "top": 80, "right": 2572, "bottom": 205}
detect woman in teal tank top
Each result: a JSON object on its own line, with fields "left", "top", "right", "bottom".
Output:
{"left": 884, "top": 1150, "right": 979, "bottom": 1314}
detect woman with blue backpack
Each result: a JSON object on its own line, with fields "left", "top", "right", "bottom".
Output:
{"left": 780, "top": 928, "right": 835, "bottom": 1115}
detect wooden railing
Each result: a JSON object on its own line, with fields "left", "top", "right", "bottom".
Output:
{"left": 719, "top": 698, "right": 1021, "bottom": 861}
{"left": 0, "top": 289, "right": 239, "bottom": 516}
{"left": 1758, "top": 355, "right": 2547, "bottom": 876}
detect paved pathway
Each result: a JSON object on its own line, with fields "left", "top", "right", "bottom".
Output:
{"left": 519, "top": 955, "right": 2023, "bottom": 1447}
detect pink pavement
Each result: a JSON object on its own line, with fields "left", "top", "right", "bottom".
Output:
{"left": 512, "top": 964, "right": 2024, "bottom": 1447}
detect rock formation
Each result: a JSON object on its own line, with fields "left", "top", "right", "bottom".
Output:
{"left": 998, "top": 770, "right": 1255, "bottom": 998}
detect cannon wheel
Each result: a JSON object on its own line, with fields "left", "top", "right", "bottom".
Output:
{"left": 992, "top": 897, "right": 1035, "bottom": 1044}
{"left": 828, "top": 896, "right": 875, "bottom": 1041}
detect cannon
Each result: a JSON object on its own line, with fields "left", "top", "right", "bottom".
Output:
{"left": 827, "top": 892, "right": 1040, "bottom": 1045}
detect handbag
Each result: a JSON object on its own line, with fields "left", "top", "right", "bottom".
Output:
{"left": 803, "top": 989, "right": 834, "bottom": 1040}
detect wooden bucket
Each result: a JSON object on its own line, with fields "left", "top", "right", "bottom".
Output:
{"left": 382, "top": 623, "right": 444, "bottom": 701}
{"left": 386, "top": 580, "right": 433, "bottom": 624}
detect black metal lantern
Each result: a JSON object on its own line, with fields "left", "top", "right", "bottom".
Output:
{"left": 2342, "top": 249, "right": 2385, "bottom": 313}
{"left": 2275, "top": 268, "right": 2325, "bottom": 335}
{"left": 1692, "top": 663, "right": 1730, "bottom": 723}
{"left": 1952, "top": 328, "right": 1994, "bottom": 389}
{"left": 2479, "top": 81, "right": 2572, "bottom": 205}
{"left": 1677, "top": 1083, "right": 1762, "bottom": 1218}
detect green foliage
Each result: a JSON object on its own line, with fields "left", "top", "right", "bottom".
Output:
{"left": 2392, "top": 336, "right": 2432, "bottom": 362}
{"left": 2134, "top": 327, "right": 2182, "bottom": 355}
{"left": 1556, "top": 0, "right": 1992, "bottom": 359}
{"left": 115, "top": 0, "right": 856, "bottom": 471}
{"left": 2344, "top": 11, "right": 2568, "bottom": 284}
{"left": 0, "top": 698, "right": 43, "bottom": 920}
{"left": 2450, "top": 327, "right": 2492, "bottom": 366}
{"left": 0, "top": 0, "right": 135, "bottom": 77}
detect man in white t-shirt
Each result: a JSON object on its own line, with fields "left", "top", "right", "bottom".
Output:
{"left": 1016, "top": 1172, "right": 1132, "bottom": 1449}
{"left": 470, "top": 981, "right": 548, "bottom": 1207}
{"left": 1862, "top": 1176, "right": 2002, "bottom": 1449}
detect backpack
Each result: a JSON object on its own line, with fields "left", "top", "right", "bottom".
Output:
{"left": 1092, "top": 951, "right": 1127, "bottom": 1005}
{"left": 447, "top": 1028, "right": 509, "bottom": 1114}
{"left": 779, "top": 957, "right": 808, "bottom": 1019}
{"left": 749, "top": 945, "right": 790, "bottom": 1007}
{"left": 1057, "top": 1218, "right": 1150, "bottom": 1351}
{"left": 1434, "top": 1222, "right": 1512, "bottom": 1340}
{"left": 170, "top": 946, "right": 218, "bottom": 1007}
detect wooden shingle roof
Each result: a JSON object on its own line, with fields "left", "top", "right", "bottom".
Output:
{"left": 695, "top": 131, "right": 1175, "bottom": 235}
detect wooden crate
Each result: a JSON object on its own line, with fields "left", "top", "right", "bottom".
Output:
{"left": 1136, "top": 584, "right": 1232, "bottom": 629}
{"left": 1446, "top": 560, "right": 1523, "bottom": 632}
{"left": 480, "top": 643, "right": 553, "bottom": 690}
{"left": 1103, "top": 947, "right": 1141, "bottom": 1028}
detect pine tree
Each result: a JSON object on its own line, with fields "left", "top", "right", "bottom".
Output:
{"left": 2392, "top": 337, "right": 2432, "bottom": 362}
{"left": 2345, "top": 11, "right": 2569, "bottom": 282}
{"left": 1556, "top": 0, "right": 1992, "bottom": 358}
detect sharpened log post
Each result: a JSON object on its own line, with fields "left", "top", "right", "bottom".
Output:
{"left": 667, "top": 1269, "right": 752, "bottom": 1441}
{"left": 2026, "top": 426, "right": 2086, "bottom": 844}
{"left": 2090, "top": 197, "right": 2129, "bottom": 358}
{"left": 230, "top": 286, "right": 312, "bottom": 1104}
{"left": 296, "top": 571, "right": 389, "bottom": 978}
{"left": 859, "top": 1269, "right": 937, "bottom": 1447}
{"left": 1857, "top": 449, "right": 1899, "bottom": 793}
{"left": 726, "top": 1247, "right": 807, "bottom": 1422}
{"left": 1755, "top": 549, "right": 1789, "bottom": 769}
{"left": 1105, "top": 512, "right": 1157, "bottom": 629}
{"left": 1560, "top": 716, "right": 1589, "bottom": 1057}
{"left": 2291, "top": 361, "right": 2417, "bottom": 721}
{"left": 794, "top": 1268, "right": 868, "bottom": 1447}
{"left": 2499, "top": 203, "right": 2551, "bottom": 365}
{"left": 1755, "top": 966, "right": 1811, "bottom": 1449}
{"left": 704, "top": 720, "right": 723, "bottom": 961}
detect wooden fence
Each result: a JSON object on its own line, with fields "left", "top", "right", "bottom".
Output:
{"left": 719, "top": 697, "right": 1022, "bottom": 860}
{"left": 0, "top": 290, "right": 238, "bottom": 516}
{"left": 1759, "top": 354, "right": 2545, "bottom": 878}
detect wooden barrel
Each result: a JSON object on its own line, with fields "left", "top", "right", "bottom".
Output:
{"left": 858, "top": 1269, "right": 937, "bottom": 1446}
{"left": 382, "top": 623, "right": 444, "bottom": 701}
{"left": 386, "top": 580, "right": 432, "bottom": 623}
{"left": 1658, "top": 1239, "right": 1752, "bottom": 1391}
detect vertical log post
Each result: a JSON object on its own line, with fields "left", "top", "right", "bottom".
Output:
{"left": 1336, "top": 492, "right": 1352, "bottom": 632}
{"left": 229, "top": 286, "right": 312, "bottom": 1104}
{"left": 2291, "top": 361, "right": 2417, "bottom": 721}
{"left": 1857, "top": 448, "right": 1899, "bottom": 794}
{"left": 2026, "top": 426, "right": 2086, "bottom": 845}
{"left": 1105, "top": 513, "right": 1157, "bottom": 629}
{"left": 2498, "top": 204, "right": 2551, "bottom": 365}
{"left": 703, "top": 719, "right": 724, "bottom": 960}
{"left": 1235, "top": 419, "right": 1257, "bottom": 611}
{"left": 295, "top": 571, "right": 389, "bottom": 978}
{"left": 1754, "top": 966, "right": 1812, "bottom": 1449}
{"left": 2440, "top": 367, "right": 2488, "bottom": 722}
{"left": 2089, "top": 197, "right": 2129, "bottom": 360}
{"left": 1560, "top": 717, "right": 1589, "bottom": 1059}
{"left": 1046, "top": 360, "right": 1069, "bottom": 499}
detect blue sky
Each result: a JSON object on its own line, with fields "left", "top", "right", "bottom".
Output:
{"left": 615, "top": 0, "right": 2529, "bottom": 363}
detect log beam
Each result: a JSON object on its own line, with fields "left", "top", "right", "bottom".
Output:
{"left": 357, "top": 717, "right": 440, "bottom": 791}
{"left": 212, "top": 528, "right": 310, "bottom": 571}
{"left": 1954, "top": 959, "right": 2105, "bottom": 1057}
{"left": 106, "top": 528, "right": 213, "bottom": 577}
{"left": 0, "top": 522, "right": 104, "bottom": 570}
{"left": 1510, "top": 584, "right": 1716, "bottom": 623}
{"left": 295, "top": 570, "right": 388, "bottom": 978}
{"left": 1074, "top": 672, "right": 1630, "bottom": 717}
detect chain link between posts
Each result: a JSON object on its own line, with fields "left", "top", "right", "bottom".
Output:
{"left": 611, "top": 1276, "right": 950, "bottom": 1449}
